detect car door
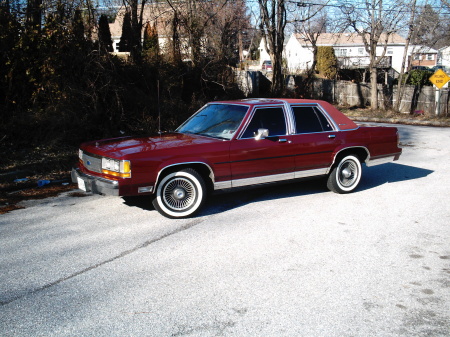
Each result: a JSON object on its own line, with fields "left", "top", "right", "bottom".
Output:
{"left": 289, "top": 105, "right": 343, "bottom": 177}
{"left": 229, "top": 105, "right": 296, "bottom": 187}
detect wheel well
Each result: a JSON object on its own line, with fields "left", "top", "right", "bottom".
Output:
{"left": 156, "top": 163, "right": 214, "bottom": 192}
{"left": 334, "top": 147, "right": 369, "bottom": 165}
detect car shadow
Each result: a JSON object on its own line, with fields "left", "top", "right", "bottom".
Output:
{"left": 358, "top": 162, "right": 433, "bottom": 192}
{"left": 122, "top": 195, "right": 155, "bottom": 211}
{"left": 121, "top": 163, "right": 433, "bottom": 217}
{"left": 199, "top": 163, "right": 433, "bottom": 217}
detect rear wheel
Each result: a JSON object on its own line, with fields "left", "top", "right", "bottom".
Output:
{"left": 327, "top": 155, "right": 362, "bottom": 193}
{"left": 152, "top": 168, "right": 207, "bottom": 218}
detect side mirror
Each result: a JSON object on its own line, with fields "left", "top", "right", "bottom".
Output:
{"left": 254, "top": 128, "right": 269, "bottom": 140}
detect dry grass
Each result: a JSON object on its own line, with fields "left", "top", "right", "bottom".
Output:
{"left": 0, "top": 183, "right": 77, "bottom": 215}
{"left": 0, "top": 144, "right": 78, "bottom": 214}
{"left": 340, "top": 106, "right": 450, "bottom": 126}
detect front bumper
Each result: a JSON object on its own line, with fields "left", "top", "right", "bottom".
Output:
{"left": 71, "top": 167, "right": 119, "bottom": 196}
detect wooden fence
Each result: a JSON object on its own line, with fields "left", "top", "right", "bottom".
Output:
{"left": 235, "top": 70, "right": 449, "bottom": 115}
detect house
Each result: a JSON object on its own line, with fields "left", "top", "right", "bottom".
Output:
{"left": 438, "top": 46, "right": 450, "bottom": 70}
{"left": 258, "top": 38, "right": 271, "bottom": 67}
{"left": 284, "top": 32, "right": 407, "bottom": 74}
{"left": 109, "top": 5, "right": 171, "bottom": 54}
{"left": 409, "top": 46, "right": 438, "bottom": 68}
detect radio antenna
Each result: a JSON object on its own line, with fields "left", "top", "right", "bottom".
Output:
{"left": 157, "top": 79, "right": 161, "bottom": 135}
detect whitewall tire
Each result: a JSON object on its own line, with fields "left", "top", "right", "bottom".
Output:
{"left": 152, "top": 168, "right": 206, "bottom": 218}
{"left": 327, "top": 155, "right": 362, "bottom": 194}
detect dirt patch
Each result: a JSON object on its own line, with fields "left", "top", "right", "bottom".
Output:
{"left": 0, "top": 143, "right": 79, "bottom": 214}
{"left": 340, "top": 107, "right": 450, "bottom": 126}
{"left": 0, "top": 182, "right": 77, "bottom": 215}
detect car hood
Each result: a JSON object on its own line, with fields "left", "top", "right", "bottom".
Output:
{"left": 81, "top": 133, "right": 222, "bottom": 158}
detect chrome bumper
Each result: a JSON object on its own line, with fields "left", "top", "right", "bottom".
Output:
{"left": 71, "top": 167, "right": 119, "bottom": 196}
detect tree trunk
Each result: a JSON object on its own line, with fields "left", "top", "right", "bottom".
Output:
{"left": 370, "top": 67, "right": 378, "bottom": 109}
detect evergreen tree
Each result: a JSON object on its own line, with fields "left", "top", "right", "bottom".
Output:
{"left": 98, "top": 14, "right": 113, "bottom": 52}
{"left": 72, "top": 9, "right": 85, "bottom": 48}
{"left": 118, "top": 11, "right": 132, "bottom": 52}
{"left": 143, "top": 21, "right": 159, "bottom": 58}
{"left": 316, "top": 46, "right": 338, "bottom": 79}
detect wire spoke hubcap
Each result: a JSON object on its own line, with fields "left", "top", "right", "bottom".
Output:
{"left": 163, "top": 178, "right": 196, "bottom": 211}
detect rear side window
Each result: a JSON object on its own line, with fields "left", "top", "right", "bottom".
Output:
{"left": 292, "top": 106, "right": 333, "bottom": 133}
{"left": 241, "top": 107, "right": 287, "bottom": 138}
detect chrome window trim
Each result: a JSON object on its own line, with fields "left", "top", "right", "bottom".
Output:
{"left": 289, "top": 104, "right": 339, "bottom": 134}
{"left": 237, "top": 104, "right": 290, "bottom": 140}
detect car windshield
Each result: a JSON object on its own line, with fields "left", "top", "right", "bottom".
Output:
{"left": 176, "top": 104, "right": 248, "bottom": 140}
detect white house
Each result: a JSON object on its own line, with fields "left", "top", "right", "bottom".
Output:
{"left": 284, "top": 34, "right": 314, "bottom": 71}
{"left": 284, "top": 32, "right": 408, "bottom": 74}
{"left": 258, "top": 38, "right": 271, "bottom": 67}
{"left": 438, "top": 46, "right": 450, "bottom": 70}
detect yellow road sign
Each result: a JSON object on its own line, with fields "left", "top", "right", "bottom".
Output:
{"left": 429, "top": 69, "right": 450, "bottom": 89}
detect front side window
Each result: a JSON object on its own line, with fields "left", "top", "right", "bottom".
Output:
{"left": 241, "top": 107, "right": 286, "bottom": 138}
{"left": 292, "top": 106, "right": 333, "bottom": 133}
{"left": 177, "top": 104, "right": 248, "bottom": 140}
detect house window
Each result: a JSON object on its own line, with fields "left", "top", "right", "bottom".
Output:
{"left": 413, "top": 54, "right": 421, "bottom": 60}
{"left": 338, "top": 49, "right": 347, "bottom": 56}
{"left": 426, "top": 54, "right": 434, "bottom": 60}
{"left": 387, "top": 48, "right": 393, "bottom": 55}
{"left": 358, "top": 48, "right": 364, "bottom": 55}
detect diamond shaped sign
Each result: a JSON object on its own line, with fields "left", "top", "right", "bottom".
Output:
{"left": 429, "top": 69, "right": 450, "bottom": 89}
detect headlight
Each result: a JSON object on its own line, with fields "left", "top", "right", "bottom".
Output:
{"left": 101, "top": 157, "right": 131, "bottom": 178}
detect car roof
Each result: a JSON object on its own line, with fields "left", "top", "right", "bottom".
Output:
{"left": 211, "top": 98, "right": 358, "bottom": 130}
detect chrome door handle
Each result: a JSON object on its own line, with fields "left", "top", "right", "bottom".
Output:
{"left": 328, "top": 135, "right": 336, "bottom": 139}
{"left": 279, "top": 138, "right": 288, "bottom": 143}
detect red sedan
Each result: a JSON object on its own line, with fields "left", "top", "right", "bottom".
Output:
{"left": 72, "top": 99, "right": 402, "bottom": 218}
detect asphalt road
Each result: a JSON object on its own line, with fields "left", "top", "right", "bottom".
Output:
{"left": 1, "top": 123, "right": 449, "bottom": 337}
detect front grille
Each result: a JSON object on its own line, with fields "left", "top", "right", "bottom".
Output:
{"left": 82, "top": 152, "right": 102, "bottom": 174}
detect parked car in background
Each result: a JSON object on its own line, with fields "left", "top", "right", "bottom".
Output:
{"left": 430, "top": 65, "right": 448, "bottom": 73}
{"left": 411, "top": 66, "right": 430, "bottom": 71}
{"left": 262, "top": 60, "right": 272, "bottom": 71}
{"left": 73, "top": 99, "right": 402, "bottom": 218}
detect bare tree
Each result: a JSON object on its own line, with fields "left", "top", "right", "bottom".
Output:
{"left": 341, "top": 0, "right": 405, "bottom": 109}
{"left": 258, "top": 0, "right": 326, "bottom": 95}
{"left": 119, "top": 0, "right": 149, "bottom": 63}
{"left": 165, "top": 0, "right": 229, "bottom": 65}
{"left": 295, "top": 8, "right": 328, "bottom": 79}
{"left": 257, "top": 0, "right": 287, "bottom": 95}
{"left": 394, "top": 0, "right": 419, "bottom": 112}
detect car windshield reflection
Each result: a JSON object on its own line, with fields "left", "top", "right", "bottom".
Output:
{"left": 176, "top": 104, "right": 248, "bottom": 140}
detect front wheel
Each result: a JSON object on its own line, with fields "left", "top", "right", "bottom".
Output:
{"left": 152, "top": 168, "right": 207, "bottom": 218}
{"left": 327, "top": 155, "right": 362, "bottom": 194}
